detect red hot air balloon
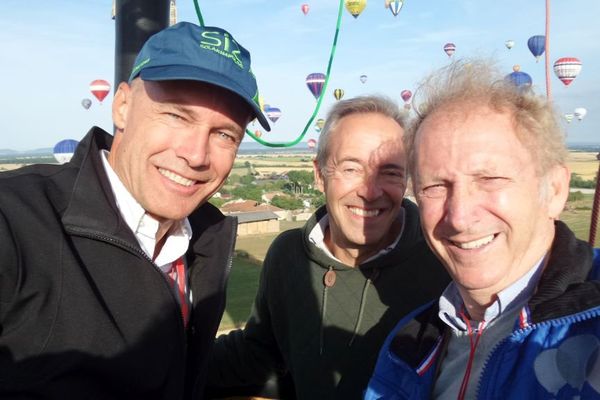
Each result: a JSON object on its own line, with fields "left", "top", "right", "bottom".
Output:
{"left": 400, "top": 90, "right": 412, "bottom": 103}
{"left": 553, "top": 57, "right": 582, "bottom": 86}
{"left": 301, "top": 4, "right": 309, "bottom": 15}
{"left": 306, "top": 73, "right": 326, "bottom": 100}
{"left": 443, "top": 43, "right": 456, "bottom": 57}
{"left": 307, "top": 138, "right": 317, "bottom": 150}
{"left": 90, "top": 79, "right": 111, "bottom": 103}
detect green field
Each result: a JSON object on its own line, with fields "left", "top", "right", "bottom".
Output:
{"left": 218, "top": 195, "right": 600, "bottom": 332}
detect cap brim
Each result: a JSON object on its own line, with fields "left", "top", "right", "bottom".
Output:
{"left": 138, "top": 66, "right": 271, "bottom": 132}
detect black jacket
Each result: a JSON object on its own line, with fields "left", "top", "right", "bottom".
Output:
{"left": 208, "top": 202, "right": 450, "bottom": 399}
{"left": 0, "top": 127, "right": 237, "bottom": 399}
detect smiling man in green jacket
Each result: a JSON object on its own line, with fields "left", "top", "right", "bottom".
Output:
{"left": 207, "top": 95, "right": 450, "bottom": 400}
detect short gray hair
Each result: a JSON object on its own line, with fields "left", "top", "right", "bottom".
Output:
{"left": 315, "top": 95, "right": 406, "bottom": 169}
{"left": 407, "top": 58, "right": 568, "bottom": 179}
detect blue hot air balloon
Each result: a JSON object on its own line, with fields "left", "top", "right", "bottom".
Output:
{"left": 506, "top": 72, "right": 532, "bottom": 88}
{"left": 265, "top": 107, "right": 282, "bottom": 123}
{"left": 306, "top": 73, "right": 326, "bottom": 100}
{"left": 527, "top": 35, "right": 545, "bottom": 62}
{"left": 53, "top": 139, "right": 79, "bottom": 164}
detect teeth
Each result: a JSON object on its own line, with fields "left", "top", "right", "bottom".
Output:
{"left": 158, "top": 168, "right": 195, "bottom": 187}
{"left": 453, "top": 234, "right": 495, "bottom": 250}
{"left": 349, "top": 207, "right": 380, "bottom": 217}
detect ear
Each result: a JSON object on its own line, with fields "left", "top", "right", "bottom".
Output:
{"left": 112, "top": 82, "right": 131, "bottom": 130}
{"left": 313, "top": 159, "right": 325, "bottom": 193}
{"left": 545, "top": 164, "right": 571, "bottom": 219}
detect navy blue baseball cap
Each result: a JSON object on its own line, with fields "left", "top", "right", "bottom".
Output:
{"left": 129, "top": 22, "right": 270, "bottom": 131}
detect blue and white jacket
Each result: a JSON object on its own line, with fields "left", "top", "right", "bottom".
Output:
{"left": 365, "top": 221, "right": 600, "bottom": 399}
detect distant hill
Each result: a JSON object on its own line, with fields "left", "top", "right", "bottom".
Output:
{"left": 0, "top": 147, "right": 53, "bottom": 156}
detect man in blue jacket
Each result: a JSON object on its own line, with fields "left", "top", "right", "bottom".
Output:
{"left": 0, "top": 22, "right": 269, "bottom": 399}
{"left": 366, "top": 59, "right": 600, "bottom": 399}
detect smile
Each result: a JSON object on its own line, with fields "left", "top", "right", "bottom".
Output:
{"left": 450, "top": 234, "right": 496, "bottom": 250}
{"left": 158, "top": 168, "right": 195, "bottom": 187}
{"left": 348, "top": 207, "right": 380, "bottom": 217}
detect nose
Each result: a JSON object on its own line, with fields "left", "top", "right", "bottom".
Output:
{"left": 356, "top": 173, "right": 383, "bottom": 201}
{"left": 175, "top": 129, "right": 210, "bottom": 168}
{"left": 443, "top": 184, "right": 476, "bottom": 232}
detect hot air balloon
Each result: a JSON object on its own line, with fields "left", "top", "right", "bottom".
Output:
{"left": 89, "top": 79, "right": 111, "bottom": 104}
{"left": 359, "top": 74, "right": 368, "bottom": 84}
{"left": 443, "top": 43, "right": 456, "bottom": 57}
{"left": 306, "top": 73, "right": 326, "bottom": 100}
{"left": 505, "top": 40, "right": 515, "bottom": 50}
{"left": 315, "top": 118, "right": 326, "bottom": 133}
{"left": 301, "top": 4, "right": 309, "bottom": 15}
{"left": 345, "top": 0, "right": 367, "bottom": 18}
{"left": 553, "top": 57, "right": 582, "bottom": 86}
{"left": 400, "top": 89, "right": 412, "bottom": 103}
{"left": 574, "top": 107, "right": 587, "bottom": 121}
{"left": 53, "top": 139, "right": 79, "bottom": 164}
{"left": 527, "top": 35, "right": 545, "bottom": 62}
{"left": 506, "top": 65, "right": 532, "bottom": 88}
{"left": 564, "top": 113, "right": 575, "bottom": 124}
{"left": 307, "top": 138, "right": 317, "bottom": 150}
{"left": 388, "top": 0, "right": 403, "bottom": 16}
{"left": 265, "top": 107, "right": 282, "bottom": 123}
{"left": 333, "top": 88, "right": 344, "bottom": 101}
{"left": 254, "top": 130, "right": 262, "bottom": 138}
{"left": 81, "top": 98, "right": 92, "bottom": 110}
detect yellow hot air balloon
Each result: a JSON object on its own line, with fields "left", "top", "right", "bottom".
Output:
{"left": 345, "top": 0, "right": 367, "bottom": 18}
{"left": 333, "top": 88, "right": 344, "bottom": 101}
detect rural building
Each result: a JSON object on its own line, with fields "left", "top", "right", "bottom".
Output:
{"left": 229, "top": 211, "right": 280, "bottom": 236}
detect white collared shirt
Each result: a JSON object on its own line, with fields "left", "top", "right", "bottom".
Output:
{"left": 100, "top": 150, "right": 192, "bottom": 273}
{"left": 308, "top": 207, "right": 406, "bottom": 264}
{"left": 438, "top": 255, "right": 546, "bottom": 331}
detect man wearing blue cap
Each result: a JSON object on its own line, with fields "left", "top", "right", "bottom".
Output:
{"left": 0, "top": 22, "right": 268, "bottom": 399}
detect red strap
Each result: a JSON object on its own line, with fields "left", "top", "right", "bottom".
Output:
{"left": 457, "top": 311, "right": 486, "bottom": 400}
{"left": 168, "top": 257, "right": 189, "bottom": 327}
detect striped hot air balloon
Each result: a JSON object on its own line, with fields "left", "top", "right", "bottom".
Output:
{"left": 388, "top": 0, "right": 403, "bottom": 16}
{"left": 443, "top": 43, "right": 456, "bottom": 57}
{"left": 553, "top": 57, "right": 582, "bottom": 86}
{"left": 89, "top": 79, "right": 111, "bottom": 103}
{"left": 306, "top": 73, "right": 326, "bottom": 100}
{"left": 265, "top": 107, "right": 282, "bottom": 123}
{"left": 564, "top": 113, "right": 575, "bottom": 124}
{"left": 333, "top": 88, "right": 344, "bottom": 101}
{"left": 307, "top": 138, "right": 317, "bottom": 150}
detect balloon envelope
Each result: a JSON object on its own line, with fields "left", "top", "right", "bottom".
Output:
{"left": 527, "top": 35, "right": 545, "bottom": 62}
{"left": 443, "top": 43, "right": 456, "bottom": 57}
{"left": 81, "top": 98, "right": 92, "bottom": 110}
{"left": 553, "top": 57, "right": 582, "bottom": 86}
{"left": 301, "top": 4, "right": 309, "bottom": 15}
{"left": 90, "top": 79, "right": 111, "bottom": 103}
{"left": 333, "top": 88, "right": 344, "bottom": 101}
{"left": 574, "top": 107, "right": 587, "bottom": 121}
{"left": 307, "top": 138, "right": 317, "bottom": 149}
{"left": 388, "top": 0, "right": 403, "bottom": 16}
{"left": 53, "top": 139, "right": 79, "bottom": 164}
{"left": 306, "top": 73, "right": 326, "bottom": 99}
{"left": 345, "top": 0, "right": 367, "bottom": 18}
{"left": 400, "top": 89, "right": 412, "bottom": 103}
{"left": 505, "top": 40, "right": 515, "bottom": 50}
{"left": 506, "top": 71, "right": 532, "bottom": 88}
{"left": 265, "top": 107, "right": 282, "bottom": 123}
{"left": 359, "top": 74, "right": 368, "bottom": 83}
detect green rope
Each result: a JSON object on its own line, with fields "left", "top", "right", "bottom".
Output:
{"left": 192, "top": 0, "right": 344, "bottom": 148}
{"left": 193, "top": 0, "right": 204, "bottom": 27}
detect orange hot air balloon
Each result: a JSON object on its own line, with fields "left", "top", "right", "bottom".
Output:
{"left": 90, "top": 79, "right": 111, "bottom": 103}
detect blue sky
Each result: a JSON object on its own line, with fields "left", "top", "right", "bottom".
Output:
{"left": 1, "top": 0, "right": 599, "bottom": 150}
